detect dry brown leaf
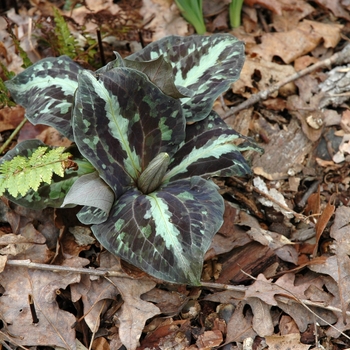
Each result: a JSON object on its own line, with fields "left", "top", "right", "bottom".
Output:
{"left": 250, "top": 20, "right": 342, "bottom": 63}
{"left": 279, "top": 315, "right": 300, "bottom": 335}
{"left": 0, "top": 223, "right": 53, "bottom": 263}
{"left": 313, "top": 0, "right": 350, "bottom": 20}
{"left": 330, "top": 206, "right": 350, "bottom": 321}
{"left": 140, "top": 0, "right": 189, "bottom": 40}
{"left": 225, "top": 301, "right": 257, "bottom": 343}
{"left": 34, "top": 126, "right": 72, "bottom": 147}
{"left": 247, "top": 297, "right": 274, "bottom": 336}
{"left": 0, "top": 106, "right": 24, "bottom": 132}
{"left": 244, "top": 0, "right": 282, "bottom": 14}
{"left": 313, "top": 200, "right": 335, "bottom": 257}
{"left": 245, "top": 273, "right": 311, "bottom": 306}
{"left": 231, "top": 57, "right": 296, "bottom": 98}
{"left": 0, "top": 255, "right": 7, "bottom": 273}
{"left": 141, "top": 287, "right": 188, "bottom": 316}
{"left": 196, "top": 330, "right": 223, "bottom": 349}
{"left": 114, "top": 277, "right": 160, "bottom": 350}
{"left": 265, "top": 333, "right": 311, "bottom": 350}
{"left": 253, "top": 119, "right": 313, "bottom": 180}
{"left": 139, "top": 319, "right": 191, "bottom": 349}
{"left": 271, "top": 0, "right": 315, "bottom": 32}
{"left": 5, "top": 205, "right": 59, "bottom": 250}
{"left": 277, "top": 300, "right": 337, "bottom": 332}
{"left": 0, "top": 265, "right": 80, "bottom": 349}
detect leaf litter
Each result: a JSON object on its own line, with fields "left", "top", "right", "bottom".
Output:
{"left": 1, "top": 0, "right": 350, "bottom": 349}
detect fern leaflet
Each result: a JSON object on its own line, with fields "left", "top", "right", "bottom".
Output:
{"left": 0, "top": 147, "right": 72, "bottom": 197}
{"left": 53, "top": 8, "right": 81, "bottom": 59}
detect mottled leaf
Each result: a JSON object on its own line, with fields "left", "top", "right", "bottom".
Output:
{"left": 164, "top": 111, "right": 262, "bottom": 182}
{"left": 5, "top": 56, "right": 84, "bottom": 139}
{"left": 92, "top": 176, "right": 224, "bottom": 285}
{"left": 124, "top": 55, "right": 186, "bottom": 99}
{"left": 73, "top": 68, "right": 185, "bottom": 198}
{"left": 127, "top": 34, "right": 245, "bottom": 122}
{"left": 61, "top": 172, "right": 114, "bottom": 224}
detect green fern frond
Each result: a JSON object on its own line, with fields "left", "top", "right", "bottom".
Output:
{"left": 0, "top": 146, "right": 72, "bottom": 197}
{"left": 53, "top": 8, "right": 81, "bottom": 59}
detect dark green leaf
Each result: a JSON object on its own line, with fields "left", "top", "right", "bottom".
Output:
{"left": 72, "top": 68, "right": 185, "bottom": 198}
{"left": 96, "top": 51, "right": 125, "bottom": 73}
{"left": 127, "top": 34, "right": 245, "bottom": 122}
{"left": 164, "top": 111, "right": 263, "bottom": 182}
{"left": 92, "top": 176, "right": 224, "bottom": 285}
{"left": 5, "top": 56, "right": 84, "bottom": 139}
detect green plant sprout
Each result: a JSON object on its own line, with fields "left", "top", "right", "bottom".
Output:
{"left": 174, "top": 0, "right": 206, "bottom": 34}
{"left": 229, "top": 0, "right": 244, "bottom": 28}
{"left": 3, "top": 34, "right": 261, "bottom": 285}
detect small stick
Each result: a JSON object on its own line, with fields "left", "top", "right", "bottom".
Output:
{"left": 28, "top": 294, "right": 39, "bottom": 324}
{"left": 223, "top": 44, "right": 350, "bottom": 119}
{"left": 0, "top": 117, "right": 27, "bottom": 154}
{"left": 6, "top": 259, "right": 347, "bottom": 321}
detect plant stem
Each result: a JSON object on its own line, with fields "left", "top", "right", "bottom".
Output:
{"left": 229, "top": 0, "right": 244, "bottom": 28}
{"left": 175, "top": 0, "right": 206, "bottom": 34}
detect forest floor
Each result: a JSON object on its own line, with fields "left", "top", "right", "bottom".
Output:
{"left": 1, "top": 0, "right": 350, "bottom": 349}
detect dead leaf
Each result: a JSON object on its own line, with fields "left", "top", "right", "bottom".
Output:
{"left": 0, "top": 106, "right": 24, "bottom": 132}
{"left": 225, "top": 301, "right": 257, "bottom": 343}
{"left": 271, "top": 0, "right": 315, "bottom": 32}
{"left": 313, "top": 0, "right": 350, "bottom": 20}
{"left": 253, "top": 119, "right": 313, "bottom": 180}
{"left": 244, "top": 0, "right": 282, "bottom": 14}
{"left": 247, "top": 297, "right": 274, "bottom": 336}
{"left": 265, "top": 333, "right": 311, "bottom": 350}
{"left": 196, "top": 330, "right": 223, "bottom": 349}
{"left": 279, "top": 315, "right": 300, "bottom": 335}
{"left": 114, "top": 277, "right": 160, "bottom": 350}
{"left": 0, "top": 265, "right": 80, "bottom": 349}
{"left": 141, "top": 287, "right": 188, "bottom": 316}
{"left": 313, "top": 200, "right": 335, "bottom": 257}
{"left": 231, "top": 58, "right": 296, "bottom": 98}
{"left": 140, "top": 0, "right": 189, "bottom": 40}
{"left": 253, "top": 177, "right": 294, "bottom": 218}
{"left": 0, "top": 223, "right": 53, "bottom": 263}
{"left": 251, "top": 20, "right": 342, "bottom": 63}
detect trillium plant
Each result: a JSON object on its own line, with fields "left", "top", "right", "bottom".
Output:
{"left": 3, "top": 34, "right": 260, "bottom": 285}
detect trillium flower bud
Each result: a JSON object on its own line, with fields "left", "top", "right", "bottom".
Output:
{"left": 137, "top": 152, "right": 170, "bottom": 194}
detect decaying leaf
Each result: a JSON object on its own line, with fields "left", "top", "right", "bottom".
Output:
{"left": 265, "top": 333, "right": 311, "bottom": 350}
{"left": 0, "top": 265, "right": 80, "bottom": 349}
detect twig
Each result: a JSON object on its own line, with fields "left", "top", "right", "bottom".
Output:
{"left": 204, "top": 274, "right": 350, "bottom": 341}
{"left": 6, "top": 259, "right": 130, "bottom": 278}
{"left": 201, "top": 280, "right": 350, "bottom": 318}
{"left": 223, "top": 44, "right": 350, "bottom": 119}
{"left": 0, "top": 117, "right": 27, "bottom": 154}
{"left": 7, "top": 259, "right": 348, "bottom": 324}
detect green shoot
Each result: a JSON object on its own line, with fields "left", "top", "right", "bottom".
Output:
{"left": 229, "top": 0, "right": 244, "bottom": 28}
{"left": 174, "top": 0, "right": 206, "bottom": 35}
